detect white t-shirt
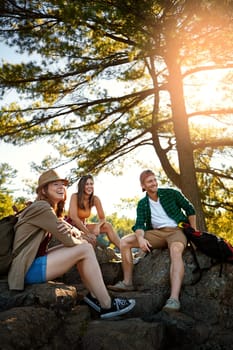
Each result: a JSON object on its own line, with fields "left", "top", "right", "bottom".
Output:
{"left": 149, "top": 198, "right": 177, "bottom": 229}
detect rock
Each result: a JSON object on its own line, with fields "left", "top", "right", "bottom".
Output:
{"left": 81, "top": 318, "right": 165, "bottom": 350}
{"left": 0, "top": 306, "right": 59, "bottom": 349}
{"left": 0, "top": 280, "right": 78, "bottom": 313}
{"left": 1, "top": 247, "right": 233, "bottom": 349}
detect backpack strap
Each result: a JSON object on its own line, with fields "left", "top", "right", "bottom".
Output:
{"left": 180, "top": 222, "right": 225, "bottom": 281}
{"left": 188, "top": 237, "right": 226, "bottom": 282}
{"left": 187, "top": 239, "right": 202, "bottom": 285}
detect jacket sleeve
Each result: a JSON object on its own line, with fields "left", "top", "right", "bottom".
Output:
{"left": 17, "top": 201, "right": 83, "bottom": 247}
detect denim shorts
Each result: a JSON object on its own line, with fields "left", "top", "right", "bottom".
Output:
{"left": 25, "top": 255, "right": 47, "bottom": 284}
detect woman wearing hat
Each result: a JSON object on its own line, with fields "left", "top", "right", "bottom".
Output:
{"left": 8, "top": 169, "right": 135, "bottom": 319}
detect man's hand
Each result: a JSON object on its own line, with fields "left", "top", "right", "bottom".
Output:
{"left": 137, "top": 236, "right": 152, "bottom": 253}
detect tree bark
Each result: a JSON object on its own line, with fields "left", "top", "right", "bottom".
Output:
{"left": 165, "top": 57, "right": 206, "bottom": 230}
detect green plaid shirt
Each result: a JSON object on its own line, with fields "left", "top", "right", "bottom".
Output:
{"left": 132, "top": 188, "right": 196, "bottom": 232}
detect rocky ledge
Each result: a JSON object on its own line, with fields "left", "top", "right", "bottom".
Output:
{"left": 1, "top": 247, "right": 233, "bottom": 350}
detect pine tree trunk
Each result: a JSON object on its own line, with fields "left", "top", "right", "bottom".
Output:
{"left": 165, "top": 57, "right": 206, "bottom": 230}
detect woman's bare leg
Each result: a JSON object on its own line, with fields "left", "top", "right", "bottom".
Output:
{"left": 101, "top": 222, "right": 121, "bottom": 249}
{"left": 46, "top": 242, "right": 111, "bottom": 309}
{"left": 87, "top": 222, "right": 121, "bottom": 249}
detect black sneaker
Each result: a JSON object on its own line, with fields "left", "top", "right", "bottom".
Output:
{"left": 83, "top": 293, "right": 101, "bottom": 312}
{"left": 100, "top": 297, "right": 136, "bottom": 319}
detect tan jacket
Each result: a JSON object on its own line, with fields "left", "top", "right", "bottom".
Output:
{"left": 8, "top": 200, "right": 82, "bottom": 290}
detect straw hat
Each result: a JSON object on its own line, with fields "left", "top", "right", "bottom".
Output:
{"left": 36, "top": 169, "right": 68, "bottom": 193}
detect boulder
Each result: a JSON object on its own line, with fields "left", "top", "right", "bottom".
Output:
{"left": 1, "top": 247, "right": 233, "bottom": 349}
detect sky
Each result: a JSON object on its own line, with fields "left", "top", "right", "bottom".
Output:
{"left": 0, "top": 42, "right": 161, "bottom": 218}
{"left": 1, "top": 39, "right": 232, "bottom": 219}
{"left": 0, "top": 139, "right": 158, "bottom": 218}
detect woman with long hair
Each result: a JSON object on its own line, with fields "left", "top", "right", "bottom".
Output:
{"left": 68, "top": 175, "right": 120, "bottom": 250}
{"left": 8, "top": 169, "right": 135, "bottom": 319}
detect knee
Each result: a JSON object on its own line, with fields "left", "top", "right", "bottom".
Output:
{"left": 120, "top": 237, "right": 130, "bottom": 250}
{"left": 79, "top": 241, "right": 95, "bottom": 255}
{"left": 102, "top": 222, "right": 112, "bottom": 231}
{"left": 170, "top": 242, "right": 184, "bottom": 259}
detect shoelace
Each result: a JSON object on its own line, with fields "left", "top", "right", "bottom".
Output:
{"left": 114, "top": 298, "right": 129, "bottom": 310}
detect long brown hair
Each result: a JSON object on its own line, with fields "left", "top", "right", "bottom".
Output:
{"left": 36, "top": 184, "right": 67, "bottom": 218}
{"left": 77, "top": 175, "right": 94, "bottom": 209}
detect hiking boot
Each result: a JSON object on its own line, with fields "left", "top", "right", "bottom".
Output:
{"left": 100, "top": 297, "right": 136, "bottom": 319}
{"left": 83, "top": 292, "right": 101, "bottom": 312}
{"left": 107, "top": 280, "right": 135, "bottom": 292}
{"left": 162, "top": 298, "right": 180, "bottom": 312}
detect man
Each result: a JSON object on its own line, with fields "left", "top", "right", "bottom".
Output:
{"left": 108, "top": 169, "right": 197, "bottom": 311}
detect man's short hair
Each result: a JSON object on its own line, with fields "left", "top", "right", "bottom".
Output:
{"left": 139, "top": 169, "right": 155, "bottom": 191}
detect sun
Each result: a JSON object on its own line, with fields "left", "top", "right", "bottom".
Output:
{"left": 184, "top": 68, "right": 233, "bottom": 128}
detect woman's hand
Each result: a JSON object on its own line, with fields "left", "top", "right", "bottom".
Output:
{"left": 88, "top": 223, "right": 101, "bottom": 236}
{"left": 82, "top": 232, "right": 97, "bottom": 246}
{"left": 57, "top": 220, "right": 84, "bottom": 239}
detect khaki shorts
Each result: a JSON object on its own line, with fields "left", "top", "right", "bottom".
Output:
{"left": 144, "top": 227, "right": 187, "bottom": 249}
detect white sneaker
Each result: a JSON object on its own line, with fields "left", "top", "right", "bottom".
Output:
{"left": 163, "top": 298, "right": 180, "bottom": 311}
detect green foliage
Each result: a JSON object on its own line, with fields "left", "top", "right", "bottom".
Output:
{"left": 106, "top": 212, "right": 135, "bottom": 238}
{"left": 0, "top": 164, "right": 20, "bottom": 217}
{"left": 206, "top": 211, "right": 233, "bottom": 245}
{"left": 0, "top": 192, "right": 15, "bottom": 218}
{"left": 0, "top": 163, "right": 31, "bottom": 218}
{"left": 88, "top": 212, "right": 134, "bottom": 238}
{"left": 0, "top": 0, "right": 233, "bottom": 228}
{"left": 0, "top": 163, "right": 17, "bottom": 189}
